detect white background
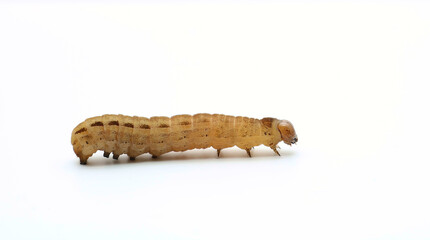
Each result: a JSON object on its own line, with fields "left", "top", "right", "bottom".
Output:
{"left": 1, "top": 1, "right": 429, "bottom": 239}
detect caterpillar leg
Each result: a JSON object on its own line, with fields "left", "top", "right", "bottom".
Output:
{"left": 246, "top": 148, "right": 252, "bottom": 157}
{"left": 271, "top": 146, "right": 281, "bottom": 156}
{"left": 103, "top": 151, "right": 111, "bottom": 158}
{"left": 74, "top": 148, "right": 94, "bottom": 165}
{"left": 217, "top": 149, "right": 222, "bottom": 157}
{"left": 129, "top": 156, "right": 136, "bottom": 161}
{"left": 79, "top": 154, "right": 91, "bottom": 165}
{"left": 113, "top": 154, "right": 120, "bottom": 160}
{"left": 152, "top": 155, "right": 158, "bottom": 159}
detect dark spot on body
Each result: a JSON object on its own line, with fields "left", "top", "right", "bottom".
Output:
{"left": 124, "top": 123, "right": 134, "bottom": 128}
{"left": 75, "top": 128, "right": 87, "bottom": 134}
{"left": 261, "top": 118, "right": 275, "bottom": 128}
{"left": 180, "top": 121, "right": 191, "bottom": 125}
{"left": 91, "top": 121, "right": 104, "bottom": 127}
{"left": 159, "top": 124, "right": 169, "bottom": 128}
{"left": 85, "top": 141, "right": 89, "bottom": 144}
{"left": 140, "top": 124, "right": 150, "bottom": 129}
{"left": 108, "top": 121, "right": 119, "bottom": 126}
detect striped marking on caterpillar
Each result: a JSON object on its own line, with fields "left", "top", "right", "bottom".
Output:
{"left": 71, "top": 114, "right": 298, "bottom": 165}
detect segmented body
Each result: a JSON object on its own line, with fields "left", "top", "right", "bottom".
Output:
{"left": 71, "top": 114, "right": 292, "bottom": 164}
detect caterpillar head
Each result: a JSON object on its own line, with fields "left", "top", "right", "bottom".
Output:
{"left": 277, "top": 120, "right": 298, "bottom": 145}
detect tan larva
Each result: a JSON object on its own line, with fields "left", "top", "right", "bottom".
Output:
{"left": 71, "top": 114, "right": 298, "bottom": 165}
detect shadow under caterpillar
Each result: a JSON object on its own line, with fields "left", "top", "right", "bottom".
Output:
{"left": 71, "top": 114, "right": 298, "bottom": 165}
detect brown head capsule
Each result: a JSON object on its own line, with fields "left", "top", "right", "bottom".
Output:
{"left": 277, "top": 120, "right": 298, "bottom": 145}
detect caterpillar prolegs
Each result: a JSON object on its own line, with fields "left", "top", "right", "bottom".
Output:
{"left": 71, "top": 114, "right": 298, "bottom": 165}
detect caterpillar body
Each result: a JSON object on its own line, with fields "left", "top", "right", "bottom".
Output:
{"left": 71, "top": 114, "right": 298, "bottom": 165}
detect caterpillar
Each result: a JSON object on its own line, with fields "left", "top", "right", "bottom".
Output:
{"left": 71, "top": 114, "right": 298, "bottom": 165}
